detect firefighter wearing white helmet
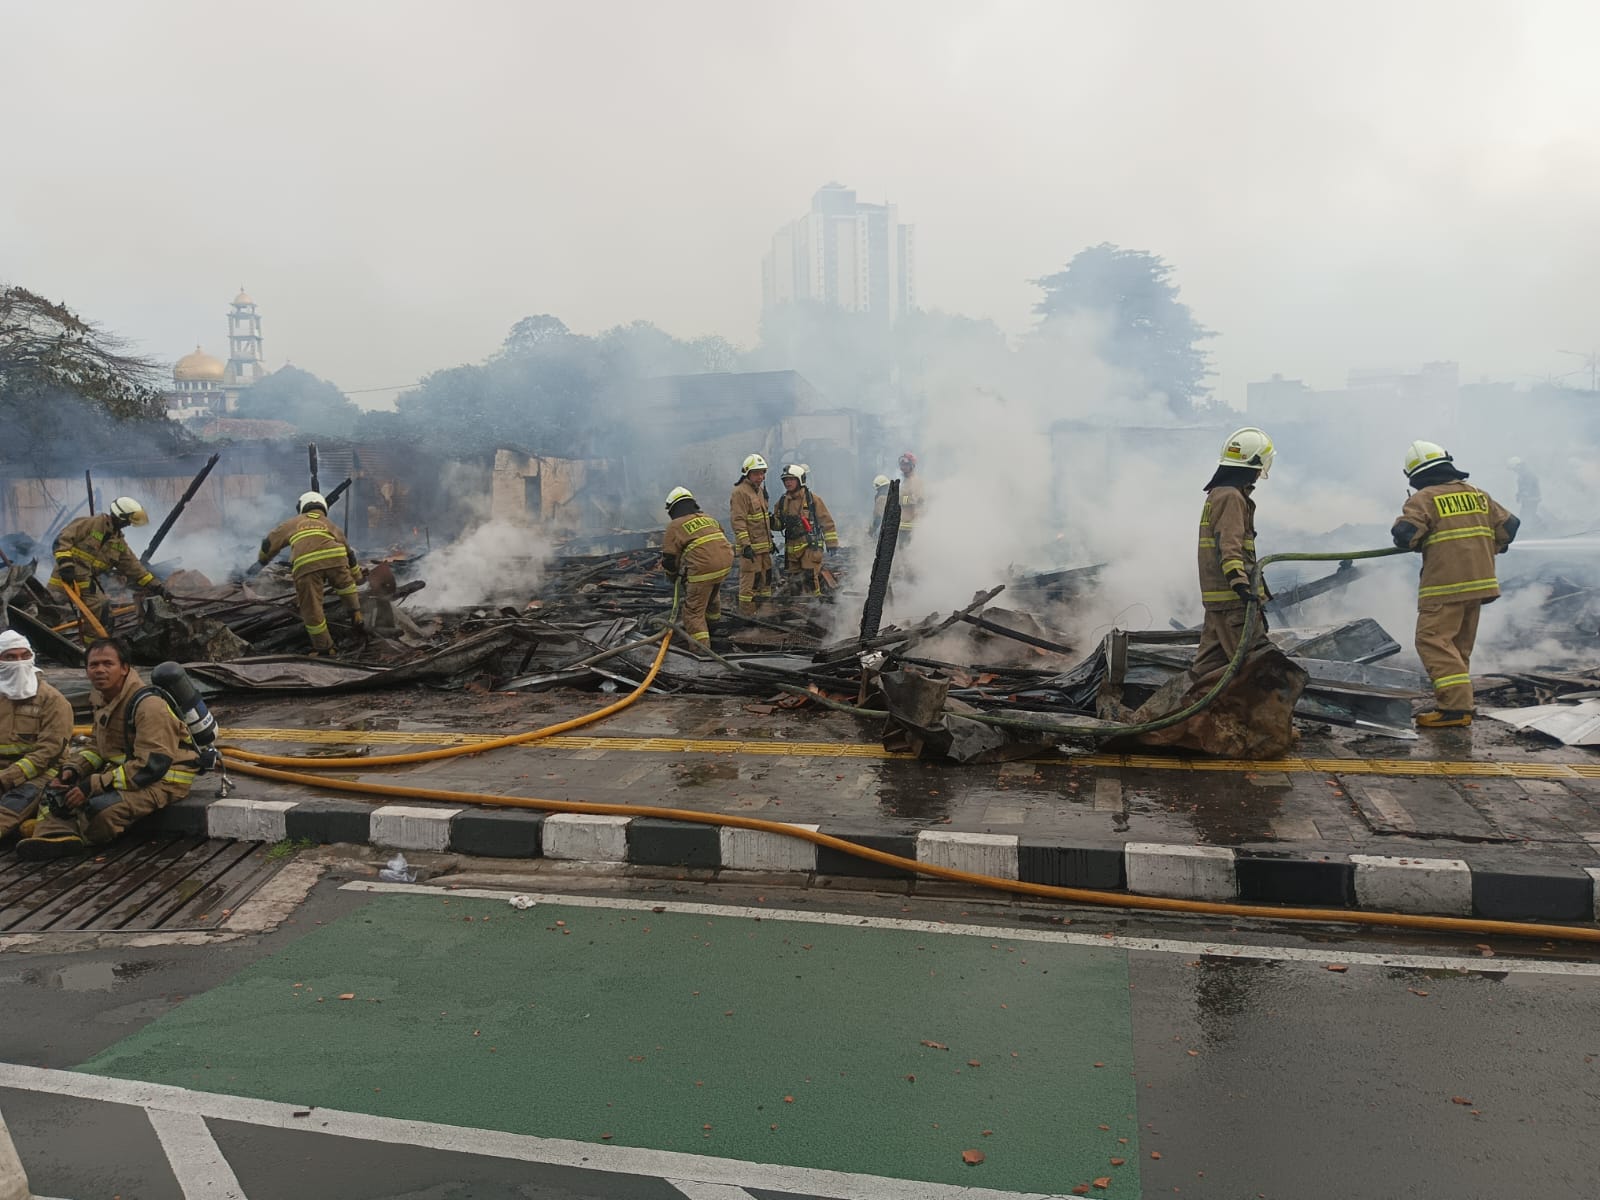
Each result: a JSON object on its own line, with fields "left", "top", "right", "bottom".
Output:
{"left": 253, "top": 492, "right": 366, "bottom": 656}
{"left": 1191, "top": 428, "right": 1275, "bottom": 680}
{"left": 729, "top": 453, "right": 774, "bottom": 615}
{"left": 869, "top": 475, "right": 892, "bottom": 538}
{"left": 1391, "top": 442, "right": 1519, "bottom": 728}
{"left": 661, "top": 487, "right": 733, "bottom": 645}
{"left": 772, "top": 465, "right": 838, "bottom": 598}
{"left": 49, "top": 497, "right": 166, "bottom": 626}
{"left": 1506, "top": 455, "right": 1542, "bottom": 523}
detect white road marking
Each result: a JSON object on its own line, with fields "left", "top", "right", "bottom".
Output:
{"left": 146, "top": 1108, "right": 246, "bottom": 1199}
{"left": 0, "top": 1064, "right": 1068, "bottom": 1200}
{"left": 343, "top": 880, "right": 1600, "bottom": 977}
{"left": 669, "top": 1180, "right": 759, "bottom": 1200}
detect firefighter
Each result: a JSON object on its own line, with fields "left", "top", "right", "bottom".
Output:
{"left": 772, "top": 464, "right": 839, "bottom": 597}
{"left": 1193, "top": 427, "right": 1276, "bottom": 680}
{"left": 1392, "top": 442, "right": 1518, "bottom": 728}
{"left": 17, "top": 636, "right": 198, "bottom": 860}
{"left": 249, "top": 491, "right": 366, "bottom": 655}
{"left": 729, "top": 454, "right": 775, "bottom": 615}
{"left": 661, "top": 487, "right": 733, "bottom": 645}
{"left": 897, "top": 453, "right": 921, "bottom": 545}
{"left": 1507, "top": 457, "right": 1542, "bottom": 525}
{"left": 868, "top": 475, "right": 891, "bottom": 539}
{"left": 49, "top": 497, "right": 168, "bottom": 626}
{"left": 0, "top": 631, "right": 72, "bottom": 842}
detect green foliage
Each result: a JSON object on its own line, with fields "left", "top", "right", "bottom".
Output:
{"left": 233, "top": 365, "right": 362, "bottom": 437}
{"left": 1031, "top": 243, "right": 1214, "bottom": 414}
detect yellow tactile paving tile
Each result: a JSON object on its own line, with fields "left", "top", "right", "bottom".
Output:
{"left": 205, "top": 725, "right": 1600, "bottom": 781}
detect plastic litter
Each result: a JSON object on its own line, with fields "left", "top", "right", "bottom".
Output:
{"left": 378, "top": 853, "right": 417, "bottom": 883}
{"left": 509, "top": 895, "right": 536, "bottom": 910}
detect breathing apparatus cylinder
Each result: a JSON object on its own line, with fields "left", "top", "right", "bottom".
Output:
{"left": 151, "top": 661, "right": 220, "bottom": 771}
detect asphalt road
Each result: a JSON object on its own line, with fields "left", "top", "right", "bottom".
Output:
{"left": 1, "top": 868, "right": 1597, "bottom": 1200}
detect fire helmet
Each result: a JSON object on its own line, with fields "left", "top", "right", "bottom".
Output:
{"left": 664, "top": 486, "right": 694, "bottom": 512}
{"left": 108, "top": 497, "right": 149, "bottom": 526}
{"left": 741, "top": 454, "right": 768, "bottom": 476}
{"left": 898, "top": 452, "right": 917, "bottom": 472}
{"left": 1218, "top": 428, "right": 1275, "bottom": 478}
{"left": 780, "top": 463, "right": 803, "bottom": 483}
{"left": 873, "top": 475, "right": 891, "bottom": 490}
{"left": 1403, "top": 441, "right": 1452, "bottom": 480}
{"left": 297, "top": 491, "right": 328, "bottom": 514}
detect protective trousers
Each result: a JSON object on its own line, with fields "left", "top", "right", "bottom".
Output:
{"left": 48, "top": 581, "right": 111, "bottom": 627}
{"left": 0, "top": 782, "right": 44, "bottom": 838}
{"left": 30, "top": 783, "right": 181, "bottom": 845}
{"left": 682, "top": 571, "right": 728, "bottom": 643}
{"left": 1191, "top": 606, "right": 1270, "bottom": 681}
{"left": 1415, "top": 598, "right": 1481, "bottom": 711}
{"left": 295, "top": 565, "right": 361, "bottom": 652}
{"left": 785, "top": 546, "right": 826, "bottom": 596}
{"left": 736, "top": 553, "right": 773, "bottom": 616}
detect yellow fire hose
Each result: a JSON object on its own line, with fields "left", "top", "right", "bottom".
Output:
{"left": 216, "top": 620, "right": 1600, "bottom": 946}
{"left": 58, "top": 584, "right": 110, "bottom": 641}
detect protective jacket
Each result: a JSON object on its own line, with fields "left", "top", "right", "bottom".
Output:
{"left": 728, "top": 479, "right": 773, "bottom": 555}
{"left": 1391, "top": 482, "right": 1517, "bottom": 603}
{"left": 662, "top": 511, "right": 733, "bottom": 582}
{"left": 772, "top": 487, "right": 838, "bottom": 552}
{"left": 258, "top": 512, "right": 361, "bottom": 580}
{"left": 0, "top": 681, "right": 72, "bottom": 791}
{"left": 63, "top": 670, "right": 198, "bottom": 799}
{"left": 1198, "top": 486, "right": 1260, "bottom": 611}
{"left": 50, "top": 514, "right": 153, "bottom": 591}
{"left": 898, "top": 475, "right": 922, "bottom": 533}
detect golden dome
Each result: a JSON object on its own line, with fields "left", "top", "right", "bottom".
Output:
{"left": 174, "top": 346, "right": 226, "bottom": 383}
{"left": 233, "top": 288, "right": 255, "bottom": 306}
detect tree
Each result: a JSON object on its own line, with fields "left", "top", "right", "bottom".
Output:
{"left": 500, "top": 314, "right": 574, "bottom": 357}
{"left": 1031, "top": 244, "right": 1214, "bottom": 415}
{"left": 233, "top": 365, "right": 362, "bottom": 437}
{"left": 0, "top": 285, "right": 187, "bottom": 461}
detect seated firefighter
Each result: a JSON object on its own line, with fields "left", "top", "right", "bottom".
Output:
{"left": 19, "top": 637, "right": 199, "bottom": 860}
{"left": 49, "top": 496, "right": 170, "bottom": 626}
{"left": 250, "top": 491, "right": 366, "bottom": 656}
{"left": 661, "top": 486, "right": 733, "bottom": 647}
{"left": 0, "top": 631, "right": 73, "bottom": 841}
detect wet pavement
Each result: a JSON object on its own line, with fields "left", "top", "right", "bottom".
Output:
{"left": 210, "top": 690, "right": 1600, "bottom": 870}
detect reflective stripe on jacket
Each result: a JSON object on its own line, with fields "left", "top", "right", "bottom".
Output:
{"left": 661, "top": 512, "right": 734, "bottom": 584}
{"left": 50, "top": 513, "right": 154, "bottom": 590}
{"left": 1198, "top": 485, "right": 1260, "bottom": 612}
{"left": 1392, "top": 482, "right": 1516, "bottom": 603}
{"left": 0, "top": 681, "right": 72, "bottom": 791}
{"left": 259, "top": 513, "right": 361, "bottom": 580}
{"left": 64, "top": 669, "right": 199, "bottom": 797}
{"left": 773, "top": 487, "right": 838, "bottom": 552}
{"left": 729, "top": 479, "right": 773, "bottom": 554}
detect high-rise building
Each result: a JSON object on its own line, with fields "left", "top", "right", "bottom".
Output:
{"left": 762, "top": 184, "right": 916, "bottom": 322}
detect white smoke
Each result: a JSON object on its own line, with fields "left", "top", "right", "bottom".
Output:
{"left": 420, "top": 519, "right": 554, "bottom": 609}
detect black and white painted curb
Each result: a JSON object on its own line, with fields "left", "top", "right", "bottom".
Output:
{"left": 151, "top": 796, "right": 1600, "bottom": 924}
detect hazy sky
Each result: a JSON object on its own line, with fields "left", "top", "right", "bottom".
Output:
{"left": 4, "top": 0, "right": 1598, "bottom": 409}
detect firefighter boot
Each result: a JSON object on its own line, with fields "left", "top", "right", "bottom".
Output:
{"left": 1416, "top": 709, "right": 1473, "bottom": 729}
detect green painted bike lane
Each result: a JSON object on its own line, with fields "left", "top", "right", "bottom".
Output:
{"left": 80, "top": 894, "right": 1143, "bottom": 1196}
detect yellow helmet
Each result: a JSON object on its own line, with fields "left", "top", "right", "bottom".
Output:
{"left": 664, "top": 486, "right": 694, "bottom": 511}
{"left": 741, "top": 454, "right": 768, "bottom": 476}
{"left": 1219, "top": 427, "right": 1275, "bottom": 478}
{"left": 1403, "top": 440, "right": 1452, "bottom": 480}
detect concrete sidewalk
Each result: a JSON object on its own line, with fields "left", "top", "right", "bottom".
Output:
{"left": 151, "top": 689, "right": 1600, "bottom": 923}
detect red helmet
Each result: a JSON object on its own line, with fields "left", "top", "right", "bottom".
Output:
{"left": 898, "top": 452, "right": 917, "bottom": 471}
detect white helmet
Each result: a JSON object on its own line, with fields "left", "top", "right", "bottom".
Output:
{"left": 108, "top": 497, "right": 148, "bottom": 527}
{"left": 741, "top": 454, "right": 768, "bottom": 476}
{"left": 873, "top": 474, "right": 891, "bottom": 489}
{"left": 1219, "top": 427, "right": 1275, "bottom": 478}
{"left": 297, "top": 491, "right": 328, "bottom": 514}
{"left": 780, "top": 463, "right": 803, "bottom": 482}
{"left": 1506, "top": 456, "right": 1523, "bottom": 469}
{"left": 798, "top": 463, "right": 810, "bottom": 482}
{"left": 664, "top": 486, "right": 694, "bottom": 511}
{"left": 1403, "top": 440, "right": 1452, "bottom": 480}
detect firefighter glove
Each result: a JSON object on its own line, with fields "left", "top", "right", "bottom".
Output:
{"left": 1231, "top": 581, "right": 1254, "bottom": 604}
{"left": 245, "top": 561, "right": 264, "bottom": 577}
{"left": 741, "top": 546, "right": 755, "bottom": 562}
{"left": 55, "top": 563, "right": 78, "bottom": 586}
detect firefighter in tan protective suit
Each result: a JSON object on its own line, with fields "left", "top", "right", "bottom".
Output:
{"left": 1193, "top": 427, "right": 1276, "bottom": 680}
{"left": 249, "top": 491, "right": 366, "bottom": 655}
{"left": 661, "top": 487, "right": 734, "bottom": 645}
{"left": 0, "top": 631, "right": 72, "bottom": 841}
{"left": 18, "top": 636, "right": 198, "bottom": 860}
{"left": 729, "top": 454, "right": 775, "bottom": 616}
{"left": 896, "top": 453, "right": 922, "bottom": 546}
{"left": 772, "top": 464, "right": 838, "bottom": 597}
{"left": 49, "top": 497, "right": 169, "bottom": 625}
{"left": 1391, "top": 441, "right": 1518, "bottom": 728}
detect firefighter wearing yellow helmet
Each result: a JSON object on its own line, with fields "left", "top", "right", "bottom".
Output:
{"left": 1391, "top": 441, "right": 1519, "bottom": 728}
{"left": 1193, "top": 428, "right": 1275, "bottom": 679}
{"left": 49, "top": 496, "right": 167, "bottom": 627}
{"left": 661, "top": 487, "right": 733, "bottom": 645}
{"left": 252, "top": 491, "right": 366, "bottom": 656}
{"left": 728, "top": 453, "right": 774, "bottom": 615}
